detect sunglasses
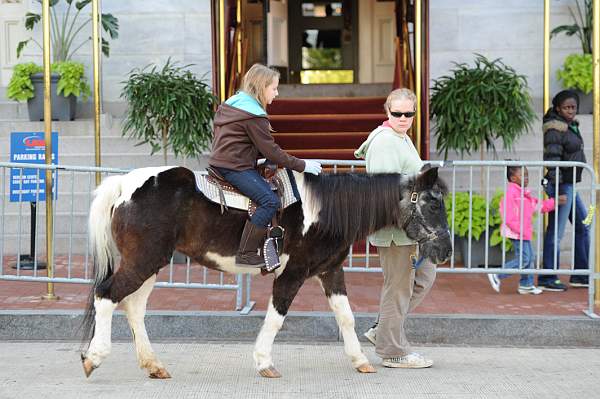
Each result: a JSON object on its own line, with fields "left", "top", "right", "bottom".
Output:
{"left": 389, "top": 111, "right": 416, "bottom": 118}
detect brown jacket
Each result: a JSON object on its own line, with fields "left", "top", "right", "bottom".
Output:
{"left": 208, "top": 104, "right": 305, "bottom": 172}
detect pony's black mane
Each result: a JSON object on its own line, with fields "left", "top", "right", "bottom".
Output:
{"left": 304, "top": 173, "right": 409, "bottom": 244}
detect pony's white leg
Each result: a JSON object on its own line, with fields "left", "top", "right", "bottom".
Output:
{"left": 253, "top": 297, "right": 285, "bottom": 378}
{"left": 122, "top": 274, "right": 170, "bottom": 379}
{"left": 82, "top": 297, "right": 117, "bottom": 375}
{"left": 328, "top": 294, "right": 375, "bottom": 373}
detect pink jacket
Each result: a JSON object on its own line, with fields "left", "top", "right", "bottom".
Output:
{"left": 500, "top": 182, "right": 556, "bottom": 240}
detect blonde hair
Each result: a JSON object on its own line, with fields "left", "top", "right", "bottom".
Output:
{"left": 241, "top": 64, "right": 280, "bottom": 109}
{"left": 384, "top": 88, "right": 417, "bottom": 112}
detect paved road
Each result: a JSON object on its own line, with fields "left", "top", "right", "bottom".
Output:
{"left": 0, "top": 342, "right": 598, "bottom": 398}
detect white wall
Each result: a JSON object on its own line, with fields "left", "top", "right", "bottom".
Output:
{"left": 430, "top": 0, "right": 584, "bottom": 106}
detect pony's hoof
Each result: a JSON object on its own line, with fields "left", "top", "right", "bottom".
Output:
{"left": 258, "top": 366, "right": 282, "bottom": 378}
{"left": 356, "top": 363, "right": 377, "bottom": 373}
{"left": 80, "top": 354, "right": 96, "bottom": 378}
{"left": 149, "top": 368, "right": 172, "bottom": 379}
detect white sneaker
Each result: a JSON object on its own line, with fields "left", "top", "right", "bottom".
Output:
{"left": 518, "top": 285, "right": 543, "bottom": 295}
{"left": 382, "top": 352, "right": 433, "bottom": 369}
{"left": 488, "top": 273, "right": 500, "bottom": 293}
{"left": 363, "top": 327, "right": 377, "bottom": 346}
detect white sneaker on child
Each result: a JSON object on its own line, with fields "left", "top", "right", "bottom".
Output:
{"left": 518, "top": 285, "right": 543, "bottom": 295}
{"left": 488, "top": 274, "right": 500, "bottom": 293}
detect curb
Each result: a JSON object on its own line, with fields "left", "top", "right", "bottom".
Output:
{"left": 1, "top": 310, "right": 599, "bottom": 347}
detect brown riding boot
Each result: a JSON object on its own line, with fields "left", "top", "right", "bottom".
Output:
{"left": 236, "top": 221, "right": 267, "bottom": 267}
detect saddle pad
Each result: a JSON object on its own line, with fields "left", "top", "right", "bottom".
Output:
{"left": 194, "top": 168, "right": 299, "bottom": 212}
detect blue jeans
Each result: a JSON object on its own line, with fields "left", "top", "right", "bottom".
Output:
{"left": 215, "top": 167, "right": 280, "bottom": 228}
{"left": 499, "top": 239, "right": 535, "bottom": 287}
{"left": 540, "top": 183, "right": 590, "bottom": 284}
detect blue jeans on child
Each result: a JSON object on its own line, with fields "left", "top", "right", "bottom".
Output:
{"left": 498, "top": 239, "right": 535, "bottom": 287}
{"left": 540, "top": 183, "right": 590, "bottom": 285}
{"left": 214, "top": 167, "right": 280, "bottom": 228}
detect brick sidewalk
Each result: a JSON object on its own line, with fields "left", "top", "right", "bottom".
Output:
{"left": 0, "top": 255, "right": 590, "bottom": 316}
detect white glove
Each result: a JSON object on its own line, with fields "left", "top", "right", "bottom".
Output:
{"left": 303, "top": 160, "right": 322, "bottom": 175}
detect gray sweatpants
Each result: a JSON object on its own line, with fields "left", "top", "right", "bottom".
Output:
{"left": 375, "top": 244, "right": 436, "bottom": 358}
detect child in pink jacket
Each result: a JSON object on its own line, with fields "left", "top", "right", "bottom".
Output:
{"left": 488, "top": 165, "right": 566, "bottom": 294}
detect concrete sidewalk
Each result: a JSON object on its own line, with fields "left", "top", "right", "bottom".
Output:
{"left": 0, "top": 342, "right": 598, "bottom": 398}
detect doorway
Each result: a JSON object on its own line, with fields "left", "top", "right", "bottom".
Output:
{"left": 288, "top": 0, "right": 357, "bottom": 84}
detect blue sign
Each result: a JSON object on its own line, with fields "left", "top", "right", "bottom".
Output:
{"left": 10, "top": 132, "right": 58, "bottom": 202}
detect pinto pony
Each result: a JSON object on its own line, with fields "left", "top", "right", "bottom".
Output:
{"left": 81, "top": 166, "right": 452, "bottom": 379}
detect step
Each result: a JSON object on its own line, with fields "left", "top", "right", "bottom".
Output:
{"left": 267, "top": 97, "right": 386, "bottom": 115}
{"left": 273, "top": 132, "right": 368, "bottom": 149}
{"left": 277, "top": 83, "right": 392, "bottom": 98}
{"left": 0, "top": 102, "right": 29, "bottom": 121}
{"left": 287, "top": 148, "right": 358, "bottom": 160}
{"left": 270, "top": 114, "right": 386, "bottom": 133}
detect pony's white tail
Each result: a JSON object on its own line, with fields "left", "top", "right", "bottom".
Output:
{"left": 88, "top": 174, "right": 123, "bottom": 285}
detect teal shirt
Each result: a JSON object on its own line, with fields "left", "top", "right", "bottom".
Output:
{"left": 225, "top": 91, "right": 266, "bottom": 116}
{"left": 355, "top": 126, "right": 423, "bottom": 246}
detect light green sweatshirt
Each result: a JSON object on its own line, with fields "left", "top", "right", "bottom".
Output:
{"left": 354, "top": 126, "right": 423, "bottom": 247}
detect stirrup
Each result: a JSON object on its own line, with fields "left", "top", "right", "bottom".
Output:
{"left": 262, "top": 237, "right": 281, "bottom": 272}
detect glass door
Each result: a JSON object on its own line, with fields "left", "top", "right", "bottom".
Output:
{"left": 288, "top": 0, "right": 357, "bottom": 84}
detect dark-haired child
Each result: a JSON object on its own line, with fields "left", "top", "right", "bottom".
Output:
{"left": 488, "top": 165, "right": 566, "bottom": 294}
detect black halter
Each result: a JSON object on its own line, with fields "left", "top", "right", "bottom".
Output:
{"left": 401, "top": 188, "right": 448, "bottom": 268}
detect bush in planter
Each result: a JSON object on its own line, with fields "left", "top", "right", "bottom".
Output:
{"left": 12, "top": 0, "right": 117, "bottom": 120}
{"left": 446, "top": 191, "right": 511, "bottom": 266}
{"left": 550, "top": 0, "right": 592, "bottom": 55}
{"left": 7, "top": 61, "right": 90, "bottom": 120}
{"left": 556, "top": 53, "right": 593, "bottom": 113}
{"left": 120, "top": 59, "right": 216, "bottom": 165}
{"left": 550, "top": 1, "right": 593, "bottom": 113}
{"left": 17, "top": 0, "right": 119, "bottom": 61}
{"left": 557, "top": 53, "right": 593, "bottom": 95}
{"left": 6, "top": 63, "right": 42, "bottom": 102}
{"left": 430, "top": 54, "right": 536, "bottom": 160}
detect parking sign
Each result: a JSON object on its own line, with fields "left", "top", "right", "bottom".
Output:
{"left": 10, "top": 132, "right": 59, "bottom": 202}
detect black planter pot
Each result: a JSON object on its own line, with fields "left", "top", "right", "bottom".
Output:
{"left": 455, "top": 234, "right": 505, "bottom": 268}
{"left": 27, "top": 73, "right": 77, "bottom": 121}
{"left": 574, "top": 89, "right": 593, "bottom": 114}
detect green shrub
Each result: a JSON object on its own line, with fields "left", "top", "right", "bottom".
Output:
{"left": 550, "top": 0, "right": 592, "bottom": 55}
{"left": 54, "top": 61, "right": 91, "bottom": 100}
{"left": 446, "top": 190, "right": 511, "bottom": 251}
{"left": 430, "top": 54, "right": 536, "bottom": 159}
{"left": 17, "top": 0, "right": 118, "bottom": 61}
{"left": 7, "top": 63, "right": 42, "bottom": 101}
{"left": 6, "top": 61, "right": 90, "bottom": 102}
{"left": 121, "top": 59, "right": 216, "bottom": 164}
{"left": 557, "top": 53, "right": 593, "bottom": 94}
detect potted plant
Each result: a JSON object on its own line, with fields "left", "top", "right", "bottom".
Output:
{"left": 430, "top": 54, "right": 536, "bottom": 160}
{"left": 8, "top": 61, "right": 90, "bottom": 121}
{"left": 551, "top": 0, "right": 593, "bottom": 113}
{"left": 121, "top": 59, "right": 215, "bottom": 263}
{"left": 11, "top": 0, "right": 119, "bottom": 120}
{"left": 446, "top": 191, "right": 511, "bottom": 267}
{"left": 120, "top": 59, "right": 216, "bottom": 165}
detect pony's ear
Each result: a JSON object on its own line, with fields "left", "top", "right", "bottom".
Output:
{"left": 416, "top": 166, "right": 438, "bottom": 188}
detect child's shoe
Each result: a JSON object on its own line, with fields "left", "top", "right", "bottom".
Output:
{"left": 518, "top": 285, "right": 543, "bottom": 295}
{"left": 488, "top": 274, "right": 500, "bottom": 293}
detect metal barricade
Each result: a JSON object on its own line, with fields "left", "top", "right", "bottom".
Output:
{"left": 2, "top": 160, "right": 596, "bottom": 316}
{"left": 317, "top": 159, "right": 597, "bottom": 317}
{"left": 0, "top": 162, "right": 246, "bottom": 311}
